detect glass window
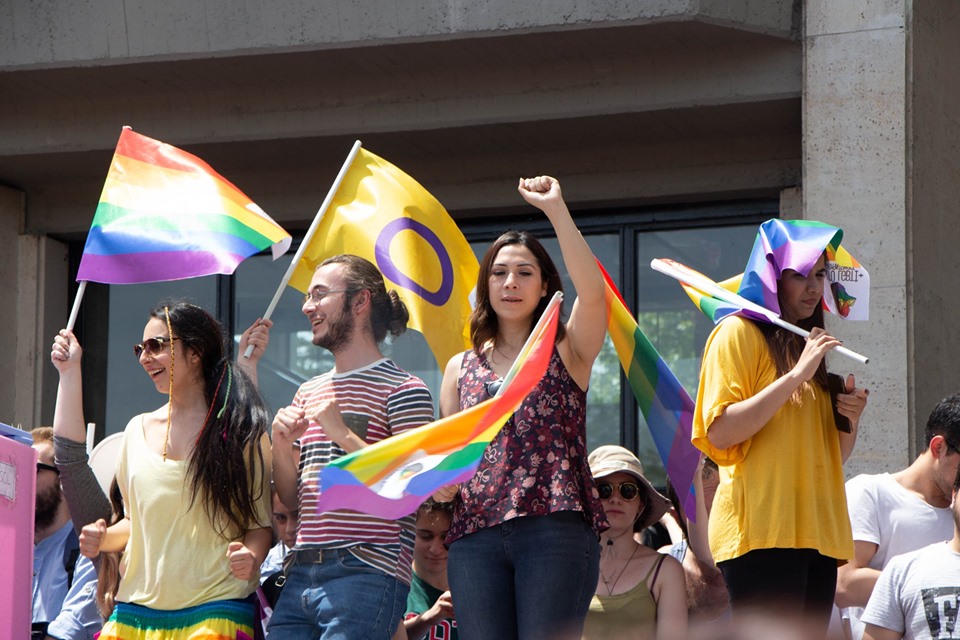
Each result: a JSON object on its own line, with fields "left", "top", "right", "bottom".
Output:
{"left": 632, "top": 225, "right": 760, "bottom": 485}
{"left": 92, "top": 201, "right": 773, "bottom": 485}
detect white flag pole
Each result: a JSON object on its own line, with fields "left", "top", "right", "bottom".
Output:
{"left": 494, "top": 292, "right": 563, "bottom": 396}
{"left": 243, "top": 140, "right": 364, "bottom": 358}
{"left": 650, "top": 258, "right": 869, "bottom": 364}
{"left": 66, "top": 281, "right": 87, "bottom": 332}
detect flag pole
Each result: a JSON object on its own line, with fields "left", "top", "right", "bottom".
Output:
{"left": 494, "top": 292, "right": 563, "bottom": 396}
{"left": 66, "top": 281, "right": 87, "bottom": 332}
{"left": 651, "top": 258, "right": 869, "bottom": 364}
{"left": 244, "top": 140, "right": 363, "bottom": 358}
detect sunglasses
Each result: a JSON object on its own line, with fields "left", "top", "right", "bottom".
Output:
{"left": 485, "top": 378, "right": 504, "bottom": 397}
{"left": 596, "top": 481, "right": 641, "bottom": 501}
{"left": 133, "top": 336, "right": 179, "bottom": 359}
{"left": 37, "top": 462, "right": 59, "bottom": 475}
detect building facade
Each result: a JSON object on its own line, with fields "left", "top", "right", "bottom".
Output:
{"left": 1, "top": 0, "right": 957, "bottom": 477}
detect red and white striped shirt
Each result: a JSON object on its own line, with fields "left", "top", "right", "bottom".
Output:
{"left": 293, "top": 358, "right": 434, "bottom": 585}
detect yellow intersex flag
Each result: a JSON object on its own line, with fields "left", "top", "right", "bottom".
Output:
{"left": 289, "top": 148, "right": 478, "bottom": 368}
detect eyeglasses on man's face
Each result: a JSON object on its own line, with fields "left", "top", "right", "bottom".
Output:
{"left": 302, "top": 289, "right": 358, "bottom": 306}
{"left": 37, "top": 462, "right": 59, "bottom": 475}
{"left": 596, "top": 481, "right": 641, "bottom": 501}
{"left": 133, "top": 336, "right": 179, "bottom": 359}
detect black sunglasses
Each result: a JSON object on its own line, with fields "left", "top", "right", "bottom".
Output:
{"left": 596, "top": 481, "right": 641, "bottom": 501}
{"left": 37, "top": 462, "right": 59, "bottom": 475}
{"left": 485, "top": 378, "right": 504, "bottom": 397}
{"left": 133, "top": 336, "right": 179, "bottom": 359}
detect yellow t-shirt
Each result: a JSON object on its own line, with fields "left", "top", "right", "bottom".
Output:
{"left": 115, "top": 415, "right": 273, "bottom": 609}
{"left": 692, "top": 316, "right": 854, "bottom": 564}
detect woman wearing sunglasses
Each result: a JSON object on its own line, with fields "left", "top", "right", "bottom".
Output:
{"left": 51, "top": 301, "right": 273, "bottom": 639}
{"left": 582, "top": 445, "right": 687, "bottom": 640}
{"left": 438, "top": 176, "right": 609, "bottom": 640}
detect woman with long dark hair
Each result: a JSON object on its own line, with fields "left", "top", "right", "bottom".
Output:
{"left": 691, "top": 219, "right": 869, "bottom": 635}
{"left": 439, "top": 176, "right": 609, "bottom": 640}
{"left": 51, "top": 301, "right": 273, "bottom": 639}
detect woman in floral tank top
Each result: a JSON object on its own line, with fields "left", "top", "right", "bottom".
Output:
{"left": 438, "top": 176, "right": 610, "bottom": 640}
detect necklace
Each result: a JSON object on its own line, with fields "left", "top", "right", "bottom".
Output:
{"left": 600, "top": 543, "right": 639, "bottom": 595}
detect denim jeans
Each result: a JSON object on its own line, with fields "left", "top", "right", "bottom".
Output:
{"left": 266, "top": 548, "right": 408, "bottom": 640}
{"left": 447, "top": 511, "right": 600, "bottom": 640}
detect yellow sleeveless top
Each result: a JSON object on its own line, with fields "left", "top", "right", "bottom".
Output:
{"left": 581, "top": 554, "right": 664, "bottom": 640}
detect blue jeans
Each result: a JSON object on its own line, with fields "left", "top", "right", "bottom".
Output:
{"left": 447, "top": 511, "right": 600, "bottom": 640}
{"left": 266, "top": 548, "right": 408, "bottom": 640}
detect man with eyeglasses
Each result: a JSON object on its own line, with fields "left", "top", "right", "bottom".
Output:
{"left": 30, "top": 427, "right": 101, "bottom": 640}
{"left": 269, "top": 255, "right": 434, "bottom": 640}
{"left": 836, "top": 394, "right": 960, "bottom": 640}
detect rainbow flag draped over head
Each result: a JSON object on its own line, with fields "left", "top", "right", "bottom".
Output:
{"left": 289, "top": 148, "right": 478, "bottom": 369}
{"left": 739, "top": 219, "right": 870, "bottom": 321}
{"left": 77, "top": 128, "right": 291, "bottom": 284}
{"left": 599, "top": 262, "right": 700, "bottom": 521}
{"left": 315, "top": 294, "right": 562, "bottom": 520}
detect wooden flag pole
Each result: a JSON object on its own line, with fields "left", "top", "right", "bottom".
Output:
{"left": 243, "top": 140, "right": 364, "bottom": 358}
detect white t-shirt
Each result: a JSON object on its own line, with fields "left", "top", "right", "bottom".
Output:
{"left": 843, "top": 473, "right": 955, "bottom": 640}
{"left": 861, "top": 542, "right": 960, "bottom": 640}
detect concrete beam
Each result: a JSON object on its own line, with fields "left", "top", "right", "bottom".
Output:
{"left": 0, "top": 0, "right": 796, "bottom": 69}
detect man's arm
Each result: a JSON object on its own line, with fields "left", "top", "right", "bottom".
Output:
{"left": 862, "top": 623, "right": 903, "bottom": 640}
{"left": 44, "top": 554, "right": 101, "bottom": 640}
{"left": 836, "top": 539, "right": 881, "bottom": 607}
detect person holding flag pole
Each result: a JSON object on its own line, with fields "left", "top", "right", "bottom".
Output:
{"left": 688, "top": 219, "right": 870, "bottom": 636}
{"left": 438, "top": 176, "right": 609, "bottom": 640}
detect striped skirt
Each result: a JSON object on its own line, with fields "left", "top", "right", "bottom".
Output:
{"left": 97, "top": 598, "right": 255, "bottom": 640}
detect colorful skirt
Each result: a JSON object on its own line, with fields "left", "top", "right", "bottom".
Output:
{"left": 97, "top": 598, "right": 255, "bottom": 640}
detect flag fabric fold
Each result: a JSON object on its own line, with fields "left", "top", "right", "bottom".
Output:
{"left": 599, "top": 262, "right": 700, "bottom": 521}
{"left": 739, "top": 219, "right": 870, "bottom": 321}
{"left": 77, "top": 127, "right": 291, "bottom": 284}
{"left": 315, "top": 295, "right": 561, "bottom": 520}
{"left": 289, "top": 148, "right": 478, "bottom": 369}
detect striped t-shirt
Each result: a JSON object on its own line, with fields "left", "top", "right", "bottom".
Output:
{"left": 293, "top": 358, "right": 434, "bottom": 585}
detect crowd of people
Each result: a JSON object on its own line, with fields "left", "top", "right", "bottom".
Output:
{"left": 26, "top": 175, "right": 959, "bottom": 640}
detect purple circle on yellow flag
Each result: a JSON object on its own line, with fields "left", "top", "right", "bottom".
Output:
{"left": 375, "top": 217, "right": 455, "bottom": 306}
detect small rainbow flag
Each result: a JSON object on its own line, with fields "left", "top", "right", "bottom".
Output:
{"left": 315, "top": 294, "right": 562, "bottom": 520}
{"left": 77, "top": 127, "right": 291, "bottom": 284}
{"left": 600, "top": 262, "right": 700, "bottom": 521}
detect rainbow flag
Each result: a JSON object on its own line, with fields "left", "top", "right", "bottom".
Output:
{"left": 600, "top": 262, "right": 700, "bottom": 521}
{"left": 739, "top": 219, "right": 870, "bottom": 321}
{"left": 680, "top": 273, "right": 744, "bottom": 324}
{"left": 315, "top": 294, "right": 561, "bottom": 520}
{"left": 77, "top": 127, "right": 291, "bottom": 284}
{"left": 289, "top": 148, "right": 477, "bottom": 369}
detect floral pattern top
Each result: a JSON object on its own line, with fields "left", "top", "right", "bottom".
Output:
{"left": 445, "top": 347, "right": 609, "bottom": 545}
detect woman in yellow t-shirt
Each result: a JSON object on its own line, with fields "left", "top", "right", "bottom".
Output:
{"left": 691, "top": 219, "right": 869, "bottom": 634}
{"left": 52, "top": 301, "right": 273, "bottom": 639}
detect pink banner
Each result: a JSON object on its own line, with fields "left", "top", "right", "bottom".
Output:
{"left": 0, "top": 433, "right": 37, "bottom": 639}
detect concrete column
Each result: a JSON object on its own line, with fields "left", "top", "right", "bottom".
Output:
{"left": 0, "top": 186, "right": 25, "bottom": 423}
{"left": 908, "top": 1, "right": 960, "bottom": 454}
{"left": 803, "top": 0, "right": 910, "bottom": 473}
{"left": 0, "top": 185, "right": 68, "bottom": 428}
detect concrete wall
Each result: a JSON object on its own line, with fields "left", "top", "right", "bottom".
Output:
{"left": 0, "top": 186, "right": 68, "bottom": 427}
{"left": 0, "top": 0, "right": 796, "bottom": 69}
{"left": 804, "top": 0, "right": 910, "bottom": 473}
{"left": 909, "top": 0, "right": 960, "bottom": 452}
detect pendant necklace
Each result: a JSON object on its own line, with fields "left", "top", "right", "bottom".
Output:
{"left": 600, "top": 542, "right": 640, "bottom": 595}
